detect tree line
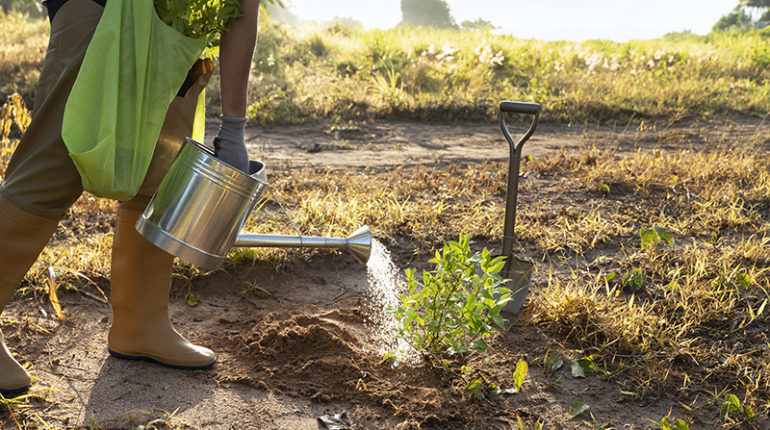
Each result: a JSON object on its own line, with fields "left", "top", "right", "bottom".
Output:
{"left": 713, "top": 0, "right": 770, "bottom": 31}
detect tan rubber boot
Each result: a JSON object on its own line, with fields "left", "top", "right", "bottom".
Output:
{"left": 0, "top": 196, "right": 59, "bottom": 396}
{"left": 107, "top": 207, "right": 215, "bottom": 369}
{"left": 0, "top": 330, "right": 31, "bottom": 396}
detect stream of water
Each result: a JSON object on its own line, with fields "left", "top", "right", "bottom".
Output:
{"left": 364, "top": 239, "right": 415, "bottom": 361}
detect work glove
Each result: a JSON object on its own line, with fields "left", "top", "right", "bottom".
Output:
{"left": 213, "top": 115, "right": 250, "bottom": 173}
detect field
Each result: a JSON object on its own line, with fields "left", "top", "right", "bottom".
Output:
{"left": 1, "top": 10, "right": 770, "bottom": 429}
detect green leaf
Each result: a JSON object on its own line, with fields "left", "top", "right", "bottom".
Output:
{"left": 736, "top": 272, "right": 752, "bottom": 289}
{"left": 598, "top": 182, "right": 610, "bottom": 195}
{"left": 545, "top": 355, "right": 564, "bottom": 372}
{"left": 604, "top": 272, "right": 618, "bottom": 285}
{"left": 571, "top": 361, "right": 585, "bottom": 378}
{"left": 569, "top": 399, "right": 589, "bottom": 418}
{"left": 513, "top": 360, "right": 528, "bottom": 391}
{"left": 640, "top": 227, "right": 656, "bottom": 250}
{"left": 743, "top": 405, "right": 754, "bottom": 421}
{"left": 491, "top": 313, "right": 505, "bottom": 330}
{"left": 185, "top": 293, "right": 200, "bottom": 307}
{"left": 471, "top": 339, "right": 488, "bottom": 353}
{"left": 654, "top": 225, "right": 673, "bottom": 244}
{"left": 622, "top": 269, "right": 647, "bottom": 292}
{"left": 465, "top": 379, "right": 485, "bottom": 399}
{"left": 674, "top": 418, "right": 690, "bottom": 430}
{"left": 721, "top": 394, "right": 742, "bottom": 420}
{"left": 659, "top": 417, "right": 672, "bottom": 430}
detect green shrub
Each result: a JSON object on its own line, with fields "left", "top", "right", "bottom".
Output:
{"left": 389, "top": 234, "right": 511, "bottom": 359}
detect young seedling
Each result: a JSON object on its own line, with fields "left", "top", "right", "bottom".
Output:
{"left": 720, "top": 394, "right": 755, "bottom": 424}
{"left": 388, "top": 234, "right": 511, "bottom": 360}
{"left": 656, "top": 416, "right": 690, "bottom": 430}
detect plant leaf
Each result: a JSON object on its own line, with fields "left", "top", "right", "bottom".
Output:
{"left": 513, "top": 360, "right": 528, "bottom": 391}
{"left": 640, "top": 227, "right": 656, "bottom": 250}
{"left": 185, "top": 293, "right": 200, "bottom": 307}
{"left": 491, "top": 313, "right": 505, "bottom": 330}
{"left": 545, "top": 355, "right": 564, "bottom": 372}
{"left": 569, "top": 399, "right": 589, "bottom": 418}
{"left": 571, "top": 361, "right": 585, "bottom": 378}
{"left": 743, "top": 405, "right": 754, "bottom": 421}
{"left": 47, "top": 267, "right": 64, "bottom": 320}
{"left": 654, "top": 225, "right": 673, "bottom": 244}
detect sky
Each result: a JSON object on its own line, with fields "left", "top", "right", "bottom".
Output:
{"left": 284, "top": 0, "right": 739, "bottom": 41}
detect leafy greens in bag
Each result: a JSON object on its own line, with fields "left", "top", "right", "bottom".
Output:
{"left": 154, "top": 0, "right": 243, "bottom": 42}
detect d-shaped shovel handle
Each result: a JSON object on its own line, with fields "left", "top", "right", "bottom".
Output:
{"left": 499, "top": 101, "right": 540, "bottom": 156}
{"left": 498, "top": 101, "right": 540, "bottom": 264}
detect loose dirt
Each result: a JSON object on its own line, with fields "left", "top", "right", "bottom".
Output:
{"left": 2, "top": 117, "right": 767, "bottom": 429}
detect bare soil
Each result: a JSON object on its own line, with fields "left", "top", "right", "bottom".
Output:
{"left": 2, "top": 117, "right": 768, "bottom": 429}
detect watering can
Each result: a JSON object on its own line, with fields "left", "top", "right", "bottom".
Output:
{"left": 497, "top": 101, "right": 540, "bottom": 314}
{"left": 135, "top": 138, "right": 372, "bottom": 270}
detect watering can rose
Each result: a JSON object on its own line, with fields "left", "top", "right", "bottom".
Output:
{"left": 154, "top": 0, "right": 243, "bottom": 41}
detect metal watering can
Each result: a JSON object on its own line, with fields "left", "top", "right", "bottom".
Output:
{"left": 135, "top": 138, "right": 372, "bottom": 270}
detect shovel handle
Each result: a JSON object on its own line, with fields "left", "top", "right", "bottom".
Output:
{"left": 500, "top": 101, "right": 540, "bottom": 115}
{"left": 499, "top": 101, "right": 540, "bottom": 155}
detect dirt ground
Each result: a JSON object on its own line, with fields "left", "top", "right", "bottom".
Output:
{"left": 2, "top": 117, "right": 768, "bottom": 429}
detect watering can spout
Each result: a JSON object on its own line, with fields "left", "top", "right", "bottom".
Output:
{"left": 345, "top": 225, "right": 373, "bottom": 264}
{"left": 233, "top": 225, "right": 372, "bottom": 265}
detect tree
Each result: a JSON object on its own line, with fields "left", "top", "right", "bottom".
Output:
{"left": 741, "top": 0, "right": 770, "bottom": 7}
{"left": 0, "top": 0, "right": 44, "bottom": 16}
{"left": 740, "top": 0, "right": 770, "bottom": 23}
{"left": 713, "top": 6, "right": 754, "bottom": 31}
{"left": 713, "top": 1, "right": 770, "bottom": 31}
{"left": 460, "top": 18, "right": 496, "bottom": 31}
{"left": 400, "top": 0, "right": 457, "bottom": 29}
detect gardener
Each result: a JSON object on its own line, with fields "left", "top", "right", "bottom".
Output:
{"left": 0, "top": 0, "right": 260, "bottom": 396}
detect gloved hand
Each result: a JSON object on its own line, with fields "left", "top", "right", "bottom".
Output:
{"left": 213, "top": 115, "right": 249, "bottom": 173}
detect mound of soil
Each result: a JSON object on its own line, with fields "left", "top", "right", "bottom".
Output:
{"left": 213, "top": 307, "right": 537, "bottom": 429}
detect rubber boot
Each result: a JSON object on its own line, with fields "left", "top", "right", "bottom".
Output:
{"left": 107, "top": 207, "right": 215, "bottom": 369}
{"left": 0, "top": 196, "right": 59, "bottom": 396}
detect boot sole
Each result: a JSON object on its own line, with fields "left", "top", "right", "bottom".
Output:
{"left": 0, "top": 384, "right": 30, "bottom": 398}
{"left": 108, "top": 348, "right": 215, "bottom": 370}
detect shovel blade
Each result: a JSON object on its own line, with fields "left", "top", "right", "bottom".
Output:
{"left": 499, "top": 257, "right": 533, "bottom": 315}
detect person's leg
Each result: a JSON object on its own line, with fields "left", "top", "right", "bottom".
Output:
{"left": 0, "top": 198, "right": 59, "bottom": 396}
{"left": 108, "top": 60, "right": 216, "bottom": 369}
{"left": 0, "top": 0, "right": 103, "bottom": 396}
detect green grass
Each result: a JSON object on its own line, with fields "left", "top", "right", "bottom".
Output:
{"left": 2, "top": 11, "right": 769, "bottom": 123}
{"left": 243, "top": 24, "right": 770, "bottom": 123}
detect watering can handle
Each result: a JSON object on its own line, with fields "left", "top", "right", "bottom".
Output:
{"left": 499, "top": 101, "right": 540, "bottom": 156}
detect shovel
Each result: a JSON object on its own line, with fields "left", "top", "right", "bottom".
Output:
{"left": 498, "top": 101, "right": 540, "bottom": 314}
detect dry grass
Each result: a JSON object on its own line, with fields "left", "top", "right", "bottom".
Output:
{"left": 235, "top": 122, "right": 770, "bottom": 424}
{"left": 0, "top": 11, "right": 47, "bottom": 104}
{"left": 2, "top": 93, "right": 769, "bottom": 426}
